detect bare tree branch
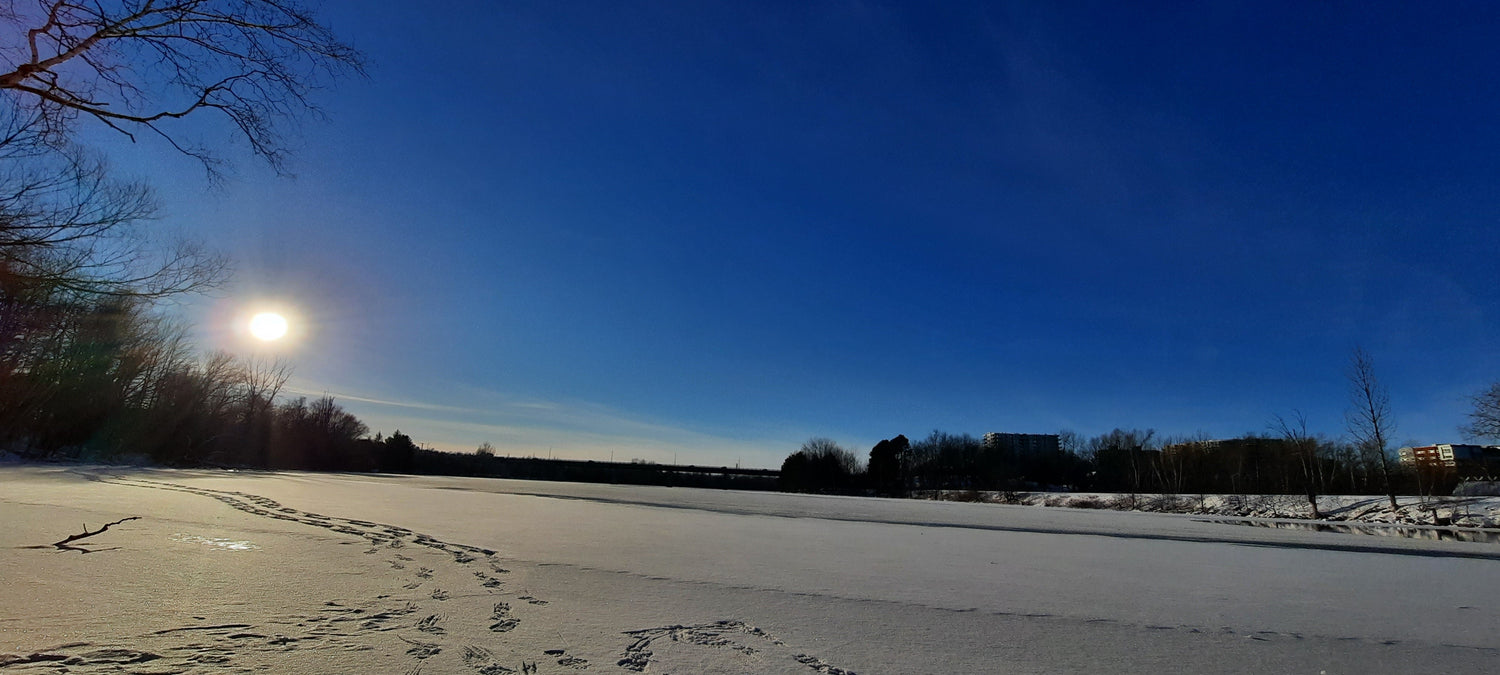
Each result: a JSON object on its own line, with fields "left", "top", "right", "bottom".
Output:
{"left": 0, "top": 0, "right": 365, "bottom": 178}
{"left": 1463, "top": 381, "right": 1500, "bottom": 442}
{"left": 0, "top": 105, "right": 227, "bottom": 300}
{"left": 50, "top": 515, "right": 140, "bottom": 552}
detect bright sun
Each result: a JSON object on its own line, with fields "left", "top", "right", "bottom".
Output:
{"left": 248, "top": 312, "right": 289, "bottom": 341}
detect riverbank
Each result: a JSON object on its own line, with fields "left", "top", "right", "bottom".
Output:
{"left": 916, "top": 489, "right": 1500, "bottom": 528}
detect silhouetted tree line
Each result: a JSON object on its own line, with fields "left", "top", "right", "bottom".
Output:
{"left": 0, "top": 289, "right": 411, "bottom": 470}
{"left": 406, "top": 450, "right": 779, "bottom": 490}
{"left": 780, "top": 428, "right": 1436, "bottom": 497}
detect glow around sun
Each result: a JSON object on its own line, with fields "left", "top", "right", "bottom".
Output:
{"left": 249, "top": 312, "right": 289, "bottom": 341}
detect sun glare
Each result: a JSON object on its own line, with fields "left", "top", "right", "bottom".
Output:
{"left": 249, "top": 312, "right": 289, "bottom": 341}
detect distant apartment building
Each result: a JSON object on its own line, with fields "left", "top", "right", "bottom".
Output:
{"left": 1399, "top": 443, "right": 1500, "bottom": 477}
{"left": 982, "top": 432, "right": 1060, "bottom": 456}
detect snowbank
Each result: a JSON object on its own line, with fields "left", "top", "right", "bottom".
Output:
{"left": 917, "top": 489, "right": 1500, "bottom": 529}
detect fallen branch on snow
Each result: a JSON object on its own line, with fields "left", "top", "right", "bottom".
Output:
{"left": 52, "top": 517, "right": 141, "bottom": 553}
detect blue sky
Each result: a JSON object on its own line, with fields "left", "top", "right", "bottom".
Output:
{"left": 104, "top": 1, "right": 1500, "bottom": 467}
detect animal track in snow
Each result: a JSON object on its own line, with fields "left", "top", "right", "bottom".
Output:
{"left": 619, "top": 620, "right": 853, "bottom": 674}
{"left": 415, "top": 614, "right": 446, "bottom": 635}
{"left": 543, "top": 647, "right": 590, "bottom": 669}
{"left": 401, "top": 636, "right": 441, "bottom": 660}
{"left": 489, "top": 602, "right": 521, "bottom": 633}
{"left": 75, "top": 477, "right": 570, "bottom": 674}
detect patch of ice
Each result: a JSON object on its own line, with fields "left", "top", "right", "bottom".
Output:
{"left": 168, "top": 533, "right": 260, "bottom": 551}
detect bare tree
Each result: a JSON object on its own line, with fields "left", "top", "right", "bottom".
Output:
{"left": 1272, "top": 410, "right": 1320, "bottom": 519}
{"left": 240, "top": 355, "right": 290, "bottom": 408}
{"left": 1345, "top": 347, "right": 1398, "bottom": 509}
{"left": 800, "top": 437, "right": 862, "bottom": 475}
{"left": 308, "top": 395, "right": 367, "bottom": 441}
{"left": 781, "top": 437, "right": 862, "bottom": 493}
{"left": 1463, "top": 381, "right": 1500, "bottom": 442}
{"left": 1083, "top": 428, "right": 1156, "bottom": 505}
{"left": 234, "top": 354, "right": 287, "bottom": 464}
{"left": 0, "top": 0, "right": 365, "bottom": 176}
{"left": 1152, "top": 434, "right": 1189, "bottom": 495}
{"left": 1331, "top": 439, "right": 1362, "bottom": 493}
{"left": 0, "top": 106, "right": 225, "bottom": 298}
{"left": 1057, "top": 429, "right": 1081, "bottom": 456}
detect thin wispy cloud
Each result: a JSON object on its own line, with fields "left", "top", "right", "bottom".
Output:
{"left": 285, "top": 379, "right": 794, "bottom": 469}
{"left": 281, "top": 386, "right": 488, "bottom": 416}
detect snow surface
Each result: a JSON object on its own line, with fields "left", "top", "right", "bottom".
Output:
{"left": 2, "top": 466, "right": 1498, "bottom": 673}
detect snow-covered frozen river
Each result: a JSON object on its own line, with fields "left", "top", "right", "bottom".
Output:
{"left": 4, "top": 467, "right": 1498, "bottom": 673}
